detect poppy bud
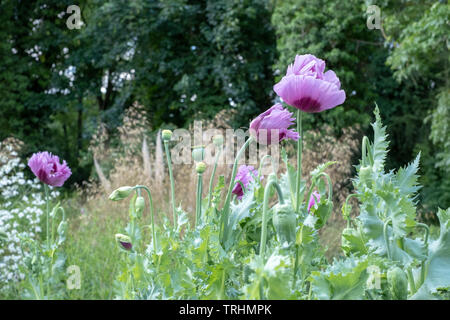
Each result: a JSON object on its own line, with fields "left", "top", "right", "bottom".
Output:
{"left": 192, "top": 145, "right": 205, "bottom": 162}
{"left": 57, "top": 220, "right": 67, "bottom": 236}
{"left": 135, "top": 196, "right": 145, "bottom": 218}
{"left": 213, "top": 134, "right": 224, "bottom": 147}
{"left": 272, "top": 203, "right": 296, "bottom": 246}
{"left": 196, "top": 162, "right": 206, "bottom": 174}
{"left": 387, "top": 267, "right": 408, "bottom": 300}
{"left": 115, "top": 233, "right": 132, "bottom": 251}
{"left": 109, "top": 186, "right": 134, "bottom": 201}
{"left": 359, "top": 165, "right": 372, "bottom": 185}
{"left": 162, "top": 130, "right": 173, "bottom": 141}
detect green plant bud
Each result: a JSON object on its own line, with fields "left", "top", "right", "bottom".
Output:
{"left": 115, "top": 233, "right": 132, "bottom": 251}
{"left": 213, "top": 134, "right": 224, "bottom": 147}
{"left": 192, "top": 145, "right": 205, "bottom": 162}
{"left": 161, "top": 129, "right": 173, "bottom": 141}
{"left": 109, "top": 186, "right": 134, "bottom": 201}
{"left": 57, "top": 220, "right": 68, "bottom": 236}
{"left": 135, "top": 196, "right": 145, "bottom": 218}
{"left": 359, "top": 165, "right": 372, "bottom": 184}
{"left": 387, "top": 267, "right": 408, "bottom": 300}
{"left": 272, "top": 203, "right": 296, "bottom": 245}
{"left": 196, "top": 162, "right": 207, "bottom": 174}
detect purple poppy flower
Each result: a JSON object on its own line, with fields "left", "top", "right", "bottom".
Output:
{"left": 232, "top": 165, "right": 260, "bottom": 200}
{"left": 28, "top": 151, "right": 72, "bottom": 187}
{"left": 308, "top": 191, "right": 321, "bottom": 212}
{"left": 249, "top": 104, "right": 300, "bottom": 145}
{"left": 274, "top": 54, "right": 346, "bottom": 113}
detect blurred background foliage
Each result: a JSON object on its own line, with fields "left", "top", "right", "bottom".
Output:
{"left": 0, "top": 0, "right": 448, "bottom": 212}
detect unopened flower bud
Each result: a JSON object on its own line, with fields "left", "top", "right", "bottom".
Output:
{"left": 273, "top": 203, "right": 296, "bottom": 245}
{"left": 135, "top": 196, "right": 145, "bottom": 218}
{"left": 213, "top": 134, "right": 224, "bottom": 147}
{"left": 162, "top": 130, "right": 173, "bottom": 141}
{"left": 109, "top": 186, "right": 134, "bottom": 201}
{"left": 192, "top": 145, "right": 205, "bottom": 162}
{"left": 57, "top": 220, "right": 68, "bottom": 236}
{"left": 115, "top": 233, "right": 132, "bottom": 251}
{"left": 359, "top": 165, "right": 372, "bottom": 184}
{"left": 387, "top": 267, "right": 408, "bottom": 300}
{"left": 196, "top": 162, "right": 206, "bottom": 174}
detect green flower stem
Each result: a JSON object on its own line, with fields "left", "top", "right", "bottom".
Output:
{"left": 163, "top": 140, "right": 177, "bottom": 230}
{"left": 207, "top": 148, "right": 222, "bottom": 211}
{"left": 383, "top": 218, "right": 392, "bottom": 259}
{"left": 292, "top": 244, "right": 300, "bottom": 291}
{"left": 260, "top": 176, "right": 284, "bottom": 261}
{"left": 196, "top": 173, "right": 203, "bottom": 227}
{"left": 416, "top": 223, "right": 430, "bottom": 245}
{"left": 407, "top": 267, "right": 416, "bottom": 294}
{"left": 44, "top": 184, "right": 50, "bottom": 248}
{"left": 135, "top": 185, "right": 156, "bottom": 253}
{"left": 416, "top": 222, "right": 430, "bottom": 287}
{"left": 220, "top": 137, "right": 253, "bottom": 243}
{"left": 344, "top": 193, "right": 358, "bottom": 227}
{"left": 258, "top": 155, "right": 277, "bottom": 180}
{"left": 295, "top": 110, "right": 303, "bottom": 213}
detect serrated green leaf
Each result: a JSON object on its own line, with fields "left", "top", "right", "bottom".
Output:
{"left": 309, "top": 256, "right": 369, "bottom": 300}
{"left": 411, "top": 208, "right": 450, "bottom": 299}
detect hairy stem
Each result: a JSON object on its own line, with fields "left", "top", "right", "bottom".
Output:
{"left": 220, "top": 137, "right": 253, "bottom": 243}
{"left": 295, "top": 110, "right": 303, "bottom": 213}
{"left": 164, "top": 141, "right": 177, "bottom": 230}
{"left": 383, "top": 219, "right": 392, "bottom": 260}
{"left": 207, "top": 148, "right": 221, "bottom": 212}
{"left": 196, "top": 173, "right": 203, "bottom": 226}
{"left": 136, "top": 186, "right": 156, "bottom": 253}
{"left": 260, "top": 176, "right": 284, "bottom": 260}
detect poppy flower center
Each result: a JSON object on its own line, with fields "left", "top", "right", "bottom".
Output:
{"left": 293, "top": 97, "right": 321, "bottom": 112}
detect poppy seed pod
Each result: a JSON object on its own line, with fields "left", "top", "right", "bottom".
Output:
{"left": 192, "top": 145, "right": 205, "bottom": 162}
{"left": 109, "top": 186, "right": 134, "bottom": 201}
{"left": 387, "top": 267, "right": 408, "bottom": 300}
{"left": 272, "top": 203, "right": 297, "bottom": 245}
{"left": 162, "top": 130, "right": 173, "bottom": 141}
{"left": 115, "top": 233, "right": 132, "bottom": 251}
{"left": 135, "top": 196, "right": 145, "bottom": 218}
{"left": 196, "top": 162, "right": 206, "bottom": 174}
{"left": 213, "top": 134, "right": 224, "bottom": 147}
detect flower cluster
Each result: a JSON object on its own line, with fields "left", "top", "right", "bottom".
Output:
{"left": 0, "top": 140, "right": 59, "bottom": 288}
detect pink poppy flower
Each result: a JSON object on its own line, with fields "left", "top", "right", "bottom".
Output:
{"left": 249, "top": 103, "right": 299, "bottom": 145}
{"left": 28, "top": 151, "right": 72, "bottom": 187}
{"left": 232, "top": 165, "right": 260, "bottom": 200}
{"left": 308, "top": 191, "right": 321, "bottom": 212}
{"left": 274, "top": 54, "right": 346, "bottom": 113}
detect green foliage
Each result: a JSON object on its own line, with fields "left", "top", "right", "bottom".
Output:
{"left": 412, "top": 208, "right": 450, "bottom": 299}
